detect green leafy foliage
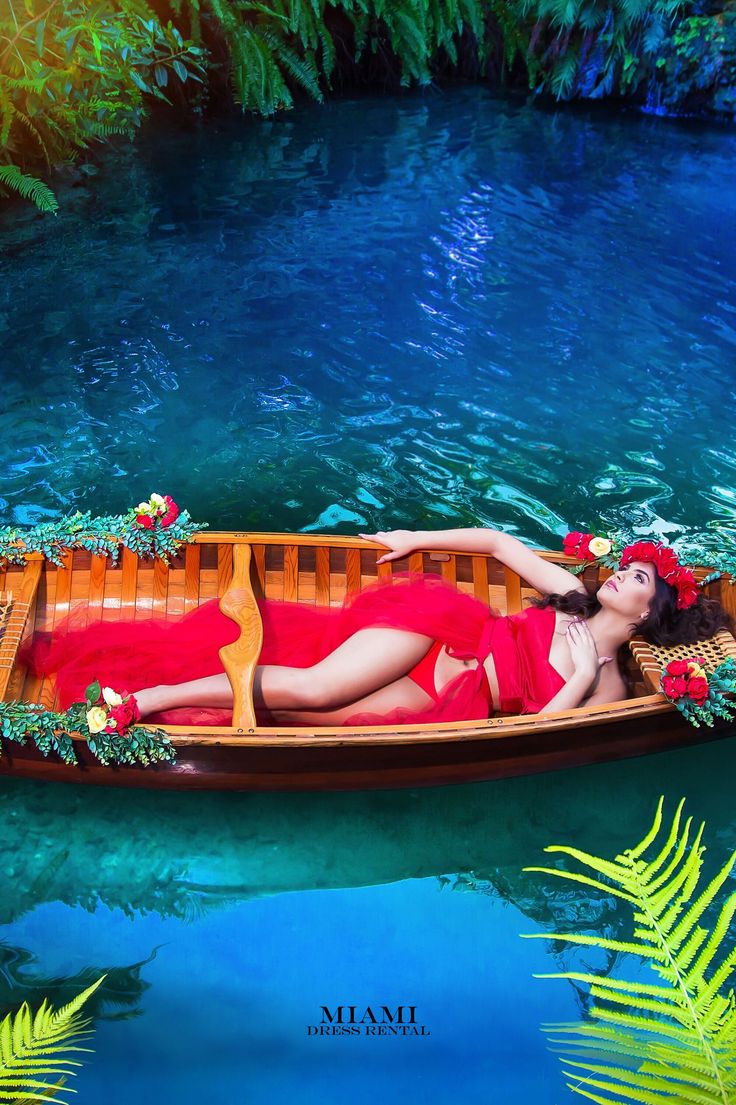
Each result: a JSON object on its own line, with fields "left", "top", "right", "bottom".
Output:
{"left": 508, "top": 0, "right": 686, "bottom": 102}
{"left": 0, "top": 504, "right": 208, "bottom": 567}
{"left": 521, "top": 796, "right": 736, "bottom": 1103}
{"left": 0, "top": 974, "right": 106, "bottom": 1103}
{"left": 0, "top": 0, "right": 207, "bottom": 213}
{"left": 0, "top": 698, "right": 177, "bottom": 767}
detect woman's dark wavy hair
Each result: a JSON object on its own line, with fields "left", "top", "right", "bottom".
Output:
{"left": 528, "top": 572, "right": 735, "bottom": 695}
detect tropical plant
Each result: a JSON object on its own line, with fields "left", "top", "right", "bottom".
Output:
{"left": 506, "top": 0, "right": 686, "bottom": 102}
{"left": 0, "top": 974, "right": 106, "bottom": 1103}
{"left": 520, "top": 795, "right": 736, "bottom": 1103}
{"left": 170, "top": 0, "right": 490, "bottom": 114}
{"left": 0, "top": 0, "right": 207, "bottom": 213}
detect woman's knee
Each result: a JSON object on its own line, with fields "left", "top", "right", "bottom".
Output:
{"left": 292, "top": 666, "right": 335, "bottom": 709}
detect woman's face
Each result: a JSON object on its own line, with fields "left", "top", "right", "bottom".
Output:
{"left": 597, "top": 559, "right": 658, "bottom": 624}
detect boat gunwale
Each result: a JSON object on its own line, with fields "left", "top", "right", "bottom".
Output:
{"left": 37, "top": 693, "right": 680, "bottom": 748}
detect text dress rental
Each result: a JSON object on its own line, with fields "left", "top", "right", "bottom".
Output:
{"left": 16, "top": 571, "right": 567, "bottom": 729}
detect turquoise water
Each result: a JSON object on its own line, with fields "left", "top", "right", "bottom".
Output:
{"left": 2, "top": 740, "right": 736, "bottom": 1102}
{"left": 2, "top": 85, "right": 736, "bottom": 1100}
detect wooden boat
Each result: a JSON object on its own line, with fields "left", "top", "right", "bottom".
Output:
{"left": 1, "top": 532, "right": 735, "bottom": 791}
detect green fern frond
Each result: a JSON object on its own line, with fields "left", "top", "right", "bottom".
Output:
{"left": 521, "top": 798, "right": 736, "bottom": 1102}
{"left": 11, "top": 108, "right": 51, "bottom": 164}
{"left": 0, "top": 975, "right": 106, "bottom": 1102}
{"left": 261, "top": 28, "right": 324, "bottom": 100}
{"left": 550, "top": 44, "right": 580, "bottom": 97}
{"left": 0, "top": 163, "right": 58, "bottom": 213}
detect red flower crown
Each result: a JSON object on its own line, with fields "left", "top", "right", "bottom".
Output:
{"left": 619, "top": 540, "right": 699, "bottom": 610}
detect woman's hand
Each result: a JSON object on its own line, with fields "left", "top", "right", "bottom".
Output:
{"left": 566, "top": 619, "right": 613, "bottom": 686}
{"left": 357, "top": 530, "right": 418, "bottom": 565}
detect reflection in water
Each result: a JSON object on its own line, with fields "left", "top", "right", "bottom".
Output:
{"left": 2, "top": 735, "right": 735, "bottom": 927}
{"left": 0, "top": 940, "right": 157, "bottom": 1021}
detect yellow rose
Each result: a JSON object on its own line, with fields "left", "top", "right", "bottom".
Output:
{"left": 588, "top": 537, "right": 612, "bottom": 557}
{"left": 687, "top": 662, "right": 706, "bottom": 679}
{"left": 86, "top": 706, "right": 109, "bottom": 733}
{"left": 135, "top": 501, "right": 153, "bottom": 514}
{"left": 102, "top": 686, "right": 123, "bottom": 707}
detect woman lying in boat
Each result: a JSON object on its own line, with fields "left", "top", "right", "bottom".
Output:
{"left": 21, "top": 527, "right": 733, "bottom": 730}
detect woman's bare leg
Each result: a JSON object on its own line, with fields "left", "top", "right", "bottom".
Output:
{"left": 267, "top": 674, "right": 436, "bottom": 726}
{"left": 134, "top": 627, "right": 436, "bottom": 718}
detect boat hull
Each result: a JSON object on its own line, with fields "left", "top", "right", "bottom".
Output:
{"left": 0, "top": 712, "right": 731, "bottom": 791}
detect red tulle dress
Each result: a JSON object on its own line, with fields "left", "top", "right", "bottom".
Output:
{"left": 15, "top": 571, "right": 566, "bottom": 728}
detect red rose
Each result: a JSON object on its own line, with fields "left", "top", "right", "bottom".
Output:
{"left": 622, "top": 541, "right": 659, "bottom": 567}
{"left": 666, "top": 659, "right": 690, "bottom": 677}
{"left": 161, "top": 495, "right": 179, "bottom": 529}
{"left": 563, "top": 532, "right": 584, "bottom": 555}
{"left": 579, "top": 536, "right": 598, "bottom": 562}
{"left": 663, "top": 675, "right": 687, "bottom": 700}
{"left": 136, "top": 514, "right": 154, "bottom": 529}
{"left": 687, "top": 676, "right": 709, "bottom": 704}
{"left": 109, "top": 697, "right": 139, "bottom": 733}
{"left": 676, "top": 579, "right": 699, "bottom": 610}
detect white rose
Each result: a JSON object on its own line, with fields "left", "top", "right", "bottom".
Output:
{"left": 102, "top": 686, "right": 123, "bottom": 707}
{"left": 135, "top": 501, "right": 153, "bottom": 514}
{"left": 588, "top": 537, "right": 612, "bottom": 557}
{"left": 86, "top": 706, "right": 109, "bottom": 733}
{"left": 149, "top": 493, "right": 166, "bottom": 509}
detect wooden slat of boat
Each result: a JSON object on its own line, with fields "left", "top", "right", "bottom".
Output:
{"left": 0, "top": 558, "right": 43, "bottom": 702}
{"left": 315, "top": 545, "right": 330, "bottom": 605}
{"left": 217, "top": 544, "right": 233, "bottom": 600}
{"left": 471, "top": 556, "right": 489, "bottom": 602}
{"left": 184, "top": 543, "right": 201, "bottom": 611}
{"left": 42, "top": 550, "right": 74, "bottom": 712}
{"left": 218, "top": 544, "right": 262, "bottom": 731}
{"left": 409, "top": 552, "right": 423, "bottom": 574}
{"left": 377, "top": 561, "right": 393, "bottom": 582}
{"left": 54, "top": 548, "right": 73, "bottom": 624}
{"left": 250, "top": 544, "right": 265, "bottom": 600}
{"left": 504, "top": 567, "right": 522, "bottom": 614}
{"left": 283, "top": 545, "right": 298, "bottom": 601}
{"left": 346, "top": 548, "right": 361, "bottom": 596}
{"left": 86, "top": 554, "right": 107, "bottom": 626}
{"left": 440, "top": 555, "right": 457, "bottom": 586}
{"left": 151, "top": 555, "right": 169, "bottom": 617}
{"left": 121, "top": 546, "right": 138, "bottom": 614}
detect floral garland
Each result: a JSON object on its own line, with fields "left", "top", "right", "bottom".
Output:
{"left": 561, "top": 524, "right": 736, "bottom": 589}
{"left": 0, "top": 491, "right": 205, "bottom": 767}
{"left": 0, "top": 691, "right": 176, "bottom": 767}
{"left": 659, "top": 656, "right": 736, "bottom": 728}
{"left": 0, "top": 491, "right": 208, "bottom": 568}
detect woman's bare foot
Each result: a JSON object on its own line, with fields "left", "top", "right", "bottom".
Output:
{"left": 132, "top": 685, "right": 171, "bottom": 719}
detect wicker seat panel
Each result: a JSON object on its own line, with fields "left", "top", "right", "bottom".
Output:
{"left": 629, "top": 630, "right": 736, "bottom": 693}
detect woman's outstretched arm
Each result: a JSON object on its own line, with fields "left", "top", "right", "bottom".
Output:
{"left": 358, "top": 528, "right": 587, "bottom": 597}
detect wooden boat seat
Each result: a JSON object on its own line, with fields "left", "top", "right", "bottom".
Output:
{"left": 629, "top": 629, "right": 736, "bottom": 693}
